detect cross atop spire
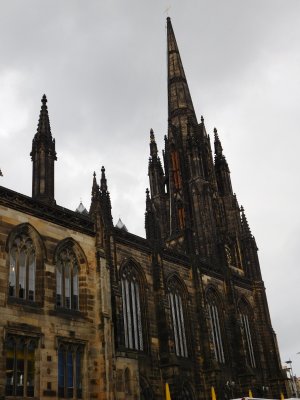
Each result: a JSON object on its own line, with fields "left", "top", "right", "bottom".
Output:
{"left": 167, "top": 17, "right": 197, "bottom": 126}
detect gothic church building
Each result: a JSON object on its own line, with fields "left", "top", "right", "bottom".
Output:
{"left": 0, "top": 18, "right": 286, "bottom": 400}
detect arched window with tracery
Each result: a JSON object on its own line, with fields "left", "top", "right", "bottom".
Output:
{"left": 121, "top": 262, "right": 143, "bottom": 351}
{"left": 167, "top": 277, "right": 188, "bottom": 358}
{"left": 239, "top": 299, "right": 256, "bottom": 368}
{"left": 8, "top": 231, "right": 36, "bottom": 301}
{"left": 56, "top": 245, "right": 79, "bottom": 310}
{"left": 206, "top": 288, "right": 225, "bottom": 364}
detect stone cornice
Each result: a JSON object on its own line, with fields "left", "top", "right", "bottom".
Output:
{"left": 0, "top": 186, "right": 95, "bottom": 236}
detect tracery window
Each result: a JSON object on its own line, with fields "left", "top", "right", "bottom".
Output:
{"left": 58, "top": 342, "right": 83, "bottom": 399}
{"left": 5, "top": 334, "right": 37, "bottom": 397}
{"left": 239, "top": 300, "right": 256, "bottom": 368}
{"left": 56, "top": 247, "right": 79, "bottom": 310}
{"left": 9, "top": 234, "right": 36, "bottom": 301}
{"left": 121, "top": 263, "right": 143, "bottom": 351}
{"left": 168, "top": 278, "right": 188, "bottom": 358}
{"left": 206, "top": 289, "right": 225, "bottom": 364}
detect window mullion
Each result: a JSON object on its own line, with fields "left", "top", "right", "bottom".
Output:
{"left": 25, "top": 252, "right": 29, "bottom": 300}
{"left": 24, "top": 342, "right": 28, "bottom": 397}
{"left": 16, "top": 251, "right": 20, "bottom": 299}
{"left": 62, "top": 262, "right": 65, "bottom": 308}
{"left": 13, "top": 341, "right": 17, "bottom": 396}
{"left": 70, "top": 261, "right": 74, "bottom": 310}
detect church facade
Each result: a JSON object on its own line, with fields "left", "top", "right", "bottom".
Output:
{"left": 0, "top": 18, "right": 287, "bottom": 400}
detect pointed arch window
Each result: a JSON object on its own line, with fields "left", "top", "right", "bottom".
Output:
{"left": 171, "top": 150, "right": 182, "bottom": 190}
{"left": 168, "top": 278, "right": 188, "bottom": 358}
{"left": 121, "top": 263, "right": 143, "bottom": 351}
{"left": 206, "top": 289, "right": 225, "bottom": 364}
{"left": 56, "top": 247, "right": 79, "bottom": 310}
{"left": 9, "top": 234, "right": 36, "bottom": 301}
{"left": 239, "top": 300, "right": 256, "bottom": 368}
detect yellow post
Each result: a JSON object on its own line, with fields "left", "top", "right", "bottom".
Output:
{"left": 166, "top": 382, "right": 171, "bottom": 400}
{"left": 280, "top": 392, "right": 284, "bottom": 400}
{"left": 249, "top": 389, "right": 253, "bottom": 398}
{"left": 211, "top": 386, "right": 217, "bottom": 400}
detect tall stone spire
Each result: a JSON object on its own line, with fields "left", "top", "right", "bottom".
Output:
{"left": 31, "top": 94, "right": 57, "bottom": 204}
{"left": 167, "top": 17, "right": 197, "bottom": 129}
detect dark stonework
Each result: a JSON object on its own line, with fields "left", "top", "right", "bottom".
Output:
{"left": 0, "top": 17, "right": 287, "bottom": 400}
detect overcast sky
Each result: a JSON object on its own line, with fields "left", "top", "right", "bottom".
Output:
{"left": 1, "top": 0, "right": 300, "bottom": 377}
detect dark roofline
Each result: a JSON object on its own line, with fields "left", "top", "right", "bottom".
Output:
{"left": 0, "top": 186, "right": 95, "bottom": 236}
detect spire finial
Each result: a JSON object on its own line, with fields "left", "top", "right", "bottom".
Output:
{"left": 150, "top": 128, "right": 155, "bottom": 141}
{"left": 91, "top": 171, "right": 99, "bottom": 199}
{"left": 42, "top": 94, "right": 47, "bottom": 106}
{"left": 214, "top": 127, "right": 223, "bottom": 157}
{"left": 100, "top": 165, "right": 107, "bottom": 192}
{"left": 201, "top": 115, "right": 204, "bottom": 123}
{"left": 149, "top": 128, "right": 158, "bottom": 157}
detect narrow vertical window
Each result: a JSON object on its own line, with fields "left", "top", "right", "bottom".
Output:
{"left": 56, "top": 247, "right": 80, "bottom": 311}
{"left": 58, "top": 343, "right": 83, "bottom": 399}
{"left": 9, "top": 247, "right": 17, "bottom": 297}
{"left": 19, "top": 249, "right": 26, "bottom": 299}
{"left": 76, "top": 351, "right": 82, "bottom": 398}
{"left": 241, "top": 312, "right": 256, "bottom": 368}
{"left": 171, "top": 151, "right": 182, "bottom": 190}
{"left": 28, "top": 251, "right": 35, "bottom": 301}
{"left": 121, "top": 263, "right": 144, "bottom": 351}
{"left": 66, "top": 350, "right": 73, "bottom": 398}
{"left": 8, "top": 234, "right": 36, "bottom": 301}
{"left": 168, "top": 279, "right": 188, "bottom": 358}
{"left": 239, "top": 300, "right": 256, "bottom": 368}
{"left": 56, "top": 262, "right": 62, "bottom": 307}
{"left": 65, "top": 261, "right": 71, "bottom": 309}
{"left": 207, "top": 294, "right": 225, "bottom": 364}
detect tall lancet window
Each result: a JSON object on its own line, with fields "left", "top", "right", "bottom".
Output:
{"left": 121, "top": 263, "right": 143, "bottom": 351}
{"left": 8, "top": 234, "right": 36, "bottom": 301}
{"left": 56, "top": 247, "right": 79, "bottom": 310}
{"left": 206, "top": 289, "right": 225, "bottom": 364}
{"left": 239, "top": 299, "right": 256, "bottom": 368}
{"left": 168, "top": 277, "right": 188, "bottom": 358}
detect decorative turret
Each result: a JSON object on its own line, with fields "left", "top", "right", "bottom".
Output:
{"left": 240, "top": 206, "right": 252, "bottom": 238}
{"left": 214, "top": 128, "right": 233, "bottom": 196}
{"left": 145, "top": 188, "right": 160, "bottom": 242}
{"left": 31, "top": 95, "right": 57, "bottom": 204}
{"left": 240, "top": 206, "right": 262, "bottom": 280}
{"left": 99, "top": 166, "right": 113, "bottom": 228}
{"left": 89, "top": 171, "right": 100, "bottom": 215}
{"left": 148, "top": 129, "right": 165, "bottom": 197}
